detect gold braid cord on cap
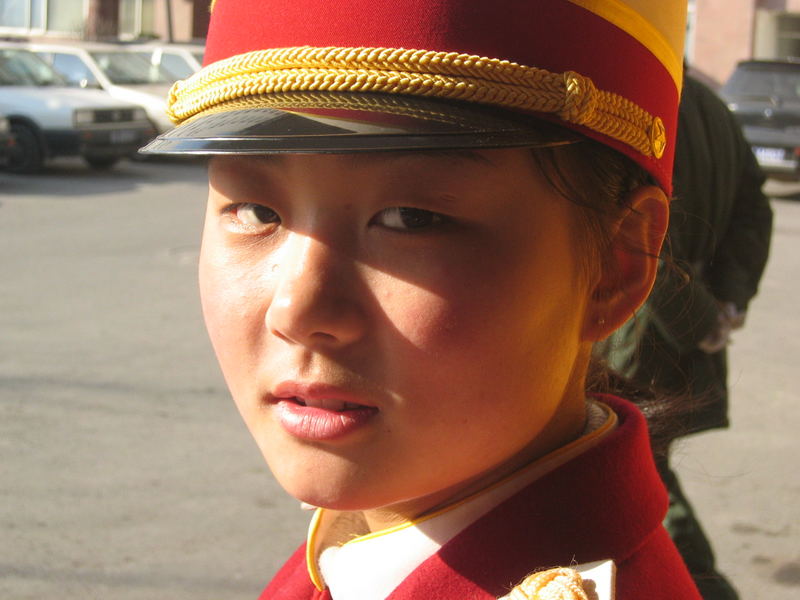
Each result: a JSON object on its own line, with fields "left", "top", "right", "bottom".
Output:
{"left": 194, "top": 91, "right": 492, "bottom": 128}
{"left": 167, "top": 46, "right": 666, "bottom": 159}
{"left": 498, "top": 568, "right": 590, "bottom": 600}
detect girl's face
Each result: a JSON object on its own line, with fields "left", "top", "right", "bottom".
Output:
{"left": 200, "top": 149, "right": 595, "bottom": 527}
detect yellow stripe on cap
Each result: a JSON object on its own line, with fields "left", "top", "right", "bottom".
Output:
{"left": 566, "top": 0, "right": 685, "bottom": 88}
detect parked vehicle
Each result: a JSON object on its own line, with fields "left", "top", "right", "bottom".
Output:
{"left": 126, "top": 42, "right": 204, "bottom": 80}
{"left": 0, "top": 46, "right": 155, "bottom": 172}
{"left": 0, "top": 114, "right": 13, "bottom": 166}
{"left": 25, "top": 41, "right": 174, "bottom": 133}
{"left": 721, "top": 59, "right": 800, "bottom": 177}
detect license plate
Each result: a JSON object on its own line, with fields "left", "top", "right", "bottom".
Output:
{"left": 753, "top": 146, "right": 796, "bottom": 168}
{"left": 109, "top": 130, "right": 138, "bottom": 144}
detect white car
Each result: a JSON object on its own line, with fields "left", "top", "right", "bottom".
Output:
{"left": 0, "top": 46, "right": 155, "bottom": 172}
{"left": 126, "top": 42, "right": 204, "bottom": 81}
{"left": 26, "top": 41, "right": 175, "bottom": 133}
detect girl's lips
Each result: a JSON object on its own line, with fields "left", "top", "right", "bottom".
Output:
{"left": 270, "top": 381, "right": 379, "bottom": 441}
{"left": 273, "top": 399, "right": 378, "bottom": 441}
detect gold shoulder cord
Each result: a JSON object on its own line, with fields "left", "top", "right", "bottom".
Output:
{"left": 167, "top": 46, "right": 666, "bottom": 159}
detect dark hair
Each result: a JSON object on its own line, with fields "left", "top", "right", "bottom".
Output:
{"left": 530, "top": 134, "right": 654, "bottom": 273}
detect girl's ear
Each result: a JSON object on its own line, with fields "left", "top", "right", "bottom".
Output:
{"left": 582, "top": 185, "right": 669, "bottom": 341}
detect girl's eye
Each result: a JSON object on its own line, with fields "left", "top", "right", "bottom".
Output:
{"left": 225, "top": 203, "right": 280, "bottom": 230}
{"left": 371, "top": 207, "right": 447, "bottom": 232}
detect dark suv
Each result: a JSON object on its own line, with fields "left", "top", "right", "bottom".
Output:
{"left": 721, "top": 60, "right": 800, "bottom": 176}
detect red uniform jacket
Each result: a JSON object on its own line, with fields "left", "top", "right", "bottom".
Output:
{"left": 259, "top": 396, "right": 701, "bottom": 599}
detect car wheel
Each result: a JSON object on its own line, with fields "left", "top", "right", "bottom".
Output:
{"left": 85, "top": 156, "right": 120, "bottom": 170}
{"left": 7, "top": 123, "right": 44, "bottom": 174}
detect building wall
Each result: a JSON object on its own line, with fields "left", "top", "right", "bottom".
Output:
{"left": 754, "top": 0, "right": 800, "bottom": 58}
{"left": 0, "top": 0, "right": 208, "bottom": 42}
{"left": 191, "top": 0, "right": 208, "bottom": 39}
{"left": 692, "top": 0, "right": 757, "bottom": 87}
{"left": 151, "top": 0, "right": 206, "bottom": 42}
{"left": 759, "top": 0, "right": 800, "bottom": 10}
{"left": 692, "top": 0, "right": 800, "bottom": 88}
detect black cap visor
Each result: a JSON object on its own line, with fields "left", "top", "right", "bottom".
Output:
{"left": 140, "top": 92, "right": 578, "bottom": 155}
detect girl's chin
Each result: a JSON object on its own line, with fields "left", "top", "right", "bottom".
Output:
{"left": 291, "top": 495, "right": 375, "bottom": 513}
{"left": 262, "top": 450, "right": 398, "bottom": 512}
{"left": 277, "top": 478, "right": 381, "bottom": 512}
{"left": 283, "top": 483, "right": 415, "bottom": 516}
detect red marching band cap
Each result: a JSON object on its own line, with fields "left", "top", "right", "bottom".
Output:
{"left": 141, "top": 0, "right": 687, "bottom": 193}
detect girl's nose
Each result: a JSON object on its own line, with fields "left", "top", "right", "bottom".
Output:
{"left": 265, "top": 233, "right": 367, "bottom": 349}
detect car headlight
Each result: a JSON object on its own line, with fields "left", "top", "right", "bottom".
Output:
{"left": 0, "top": 117, "right": 9, "bottom": 134}
{"left": 132, "top": 108, "right": 148, "bottom": 122}
{"left": 73, "top": 109, "right": 95, "bottom": 126}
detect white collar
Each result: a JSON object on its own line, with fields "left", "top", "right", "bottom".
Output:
{"left": 307, "top": 401, "right": 616, "bottom": 600}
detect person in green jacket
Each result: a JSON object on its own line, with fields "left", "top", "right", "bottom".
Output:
{"left": 598, "top": 72, "right": 773, "bottom": 599}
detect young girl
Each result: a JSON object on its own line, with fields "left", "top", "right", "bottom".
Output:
{"left": 144, "top": 1, "right": 701, "bottom": 598}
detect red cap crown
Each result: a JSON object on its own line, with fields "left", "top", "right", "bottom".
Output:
{"left": 172, "top": 0, "right": 686, "bottom": 191}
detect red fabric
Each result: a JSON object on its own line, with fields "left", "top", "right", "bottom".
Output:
{"left": 205, "top": 0, "right": 678, "bottom": 193}
{"left": 258, "top": 396, "right": 701, "bottom": 599}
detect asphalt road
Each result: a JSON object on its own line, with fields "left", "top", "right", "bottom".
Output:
{"left": 1, "top": 159, "right": 798, "bottom": 599}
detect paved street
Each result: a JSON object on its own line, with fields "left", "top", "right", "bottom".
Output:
{"left": 1, "top": 159, "right": 309, "bottom": 600}
{"left": 675, "top": 178, "right": 800, "bottom": 598}
{"left": 1, "top": 158, "right": 799, "bottom": 599}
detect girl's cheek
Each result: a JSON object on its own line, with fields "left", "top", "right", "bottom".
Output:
{"left": 200, "top": 246, "right": 267, "bottom": 351}
{"left": 199, "top": 268, "right": 235, "bottom": 358}
{"left": 377, "top": 281, "right": 468, "bottom": 352}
